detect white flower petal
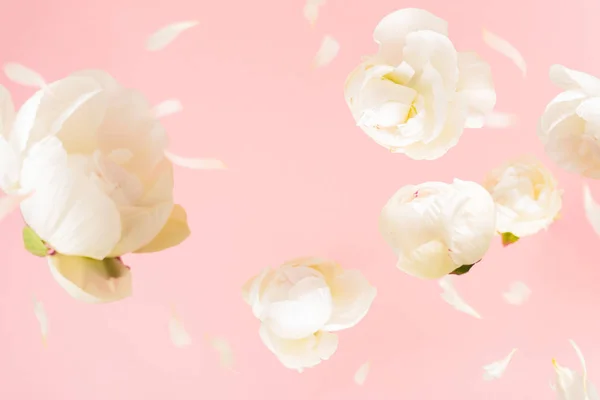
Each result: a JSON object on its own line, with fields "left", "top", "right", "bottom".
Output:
{"left": 457, "top": 52, "right": 497, "bottom": 127}
{"left": 164, "top": 150, "right": 226, "bottom": 170}
{"left": 33, "top": 297, "right": 49, "bottom": 346}
{"left": 153, "top": 99, "right": 182, "bottom": 119}
{"left": 303, "top": 0, "right": 325, "bottom": 25}
{"left": 47, "top": 254, "right": 132, "bottom": 303}
{"left": 576, "top": 97, "right": 600, "bottom": 125}
{"left": 208, "top": 336, "right": 234, "bottom": 370}
{"left": 0, "top": 192, "right": 28, "bottom": 222}
{"left": 312, "top": 35, "right": 339, "bottom": 68}
{"left": 549, "top": 65, "right": 600, "bottom": 96}
{"left": 146, "top": 21, "right": 199, "bottom": 51}
{"left": 169, "top": 308, "right": 192, "bottom": 348}
{"left": 354, "top": 361, "right": 371, "bottom": 386}
{"left": 439, "top": 276, "right": 481, "bottom": 319}
{"left": 502, "top": 281, "right": 531, "bottom": 306}
{"left": 0, "top": 85, "right": 15, "bottom": 136}
{"left": 583, "top": 184, "right": 600, "bottom": 236}
{"left": 482, "top": 111, "right": 517, "bottom": 128}
{"left": 483, "top": 348, "right": 517, "bottom": 380}
{"left": 554, "top": 340, "right": 599, "bottom": 400}
{"left": 3, "top": 63, "right": 47, "bottom": 89}
{"left": 482, "top": 29, "right": 526, "bottom": 77}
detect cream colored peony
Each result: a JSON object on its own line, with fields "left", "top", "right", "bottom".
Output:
{"left": 483, "top": 157, "right": 562, "bottom": 238}
{"left": 539, "top": 65, "right": 600, "bottom": 178}
{"left": 0, "top": 70, "right": 191, "bottom": 302}
{"left": 379, "top": 179, "right": 496, "bottom": 279}
{"left": 243, "top": 257, "right": 376, "bottom": 371}
{"left": 344, "top": 8, "right": 495, "bottom": 160}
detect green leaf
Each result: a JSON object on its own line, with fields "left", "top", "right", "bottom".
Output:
{"left": 501, "top": 232, "right": 519, "bottom": 247}
{"left": 22, "top": 226, "right": 47, "bottom": 257}
{"left": 450, "top": 264, "right": 475, "bottom": 275}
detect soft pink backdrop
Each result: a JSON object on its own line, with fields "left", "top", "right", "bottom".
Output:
{"left": 1, "top": 0, "right": 599, "bottom": 398}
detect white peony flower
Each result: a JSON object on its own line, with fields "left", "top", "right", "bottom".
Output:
{"left": 344, "top": 8, "right": 495, "bottom": 160}
{"left": 483, "top": 157, "right": 562, "bottom": 238}
{"left": 379, "top": 179, "right": 496, "bottom": 279}
{"left": 242, "top": 257, "right": 376, "bottom": 371}
{"left": 539, "top": 65, "right": 600, "bottom": 179}
{"left": 0, "top": 70, "right": 191, "bottom": 302}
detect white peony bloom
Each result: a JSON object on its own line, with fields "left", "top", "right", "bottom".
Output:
{"left": 0, "top": 70, "right": 191, "bottom": 302}
{"left": 379, "top": 179, "right": 496, "bottom": 279}
{"left": 243, "top": 257, "right": 376, "bottom": 371}
{"left": 539, "top": 65, "right": 600, "bottom": 179}
{"left": 344, "top": 8, "right": 495, "bottom": 160}
{"left": 483, "top": 157, "right": 562, "bottom": 238}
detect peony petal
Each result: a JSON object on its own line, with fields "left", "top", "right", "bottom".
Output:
{"left": 482, "top": 29, "right": 526, "bottom": 77}
{"left": 169, "top": 307, "right": 192, "bottom": 348}
{"left": 134, "top": 204, "right": 190, "bottom": 253}
{"left": 576, "top": 97, "right": 600, "bottom": 125}
{"left": 549, "top": 65, "right": 600, "bottom": 96}
{"left": 208, "top": 336, "right": 234, "bottom": 370}
{"left": 322, "top": 270, "right": 377, "bottom": 332}
{"left": 439, "top": 276, "right": 481, "bottom": 318}
{"left": 354, "top": 361, "right": 371, "bottom": 386}
{"left": 0, "top": 85, "right": 15, "bottom": 137}
{"left": 47, "top": 254, "right": 132, "bottom": 303}
{"left": 583, "top": 184, "right": 600, "bottom": 237}
{"left": 457, "top": 52, "right": 497, "bottom": 127}
{"left": 3, "top": 63, "right": 47, "bottom": 89}
{"left": 20, "top": 137, "right": 121, "bottom": 260}
{"left": 373, "top": 8, "right": 448, "bottom": 65}
{"left": 146, "top": 21, "right": 199, "bottom": 51}
{"left": 397, "top": 240, "right": 458, "bottom": 279}
{"left": 33, "top": 297, "right": 49, "bottom": 346}
{"left": 153, "top": 99, "right": 182, "bottom": 119}
{"left": 553, "top": 340, "right": 599, "bottom": 400}
{"left": 0, "top": 192, "right": 28, "bottom": 222}
{"left": 483, "top": 348, "right": 517, "bottom": 380}
{"left": 303, "top": 0, "right": 325, "bottom": 26}
{"left": 502, "top": 281, "right": 531, "bottom": 306}
{"left": 164, "top": 150, "right": 226, "bottom": 170}
{"left": 482, "top": 111, "right": 517, "bottom": 128}
{"left": 312, "top": 35, "right": 339, "bottom": 68}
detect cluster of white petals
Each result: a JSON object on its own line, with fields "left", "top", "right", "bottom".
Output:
{"left": 344, "top": 8, "right": 496, "bottom": 160}
{"left": 243, "top": 257, "right": 376, "bottom": 371}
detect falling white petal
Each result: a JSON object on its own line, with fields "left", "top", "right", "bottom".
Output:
{"left": 153, "top": 99, "right": 182, "bottom": 118}
{"left": 3, "top": 63, "right": 46, "bottom": 89}
{"left": 33, "top": 298, "right": 49, "bottom": 346}
{"left": 312, "top": 35, "right": 340, "bottom": 68}
{"left": 169, "top": 308, "right": 192, "bottom": 348}
{"left": 482, "top": 29, "right": 526, "bottom": 77}
{"left": 0, "top": 193, "right": 28, "bottom": 222}
{"left": 303, "top": 4, "right": 320, "bottom": 26}
{"left": 164, "top": 150, "right": 226, "bottom": 170}
{"left": 483, "top": 111, "right": 517, "bottom": 128}
{"left": 354, "top": 361, "right": 370, "bottom": 386}
{"left": 583, "top": 184, "right": 600, "bottom": 236}
{"left": 554, "top": 340, "right": 599, "bottom": 400}
{"left": 502, "top": 281, "right": 531, "bottom": 306}
{"left": 570, "top": 339, "right": 590, "bottom": 397}
{"left": 146, "top": 21, "right": 199, "bottom": 51}
{"left": 439, "top": 276, "right": 481, "bottom": 319}
{"left": 483, "top": 348, "right": 517, "bottom": 380}
{"left": 208, "top": 336, "right": 234, "bottom": 370}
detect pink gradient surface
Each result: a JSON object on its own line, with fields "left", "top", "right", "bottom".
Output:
{"left": 1, "top": 0, "right": 600, "bottom": 398}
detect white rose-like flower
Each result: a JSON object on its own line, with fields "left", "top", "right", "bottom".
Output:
{"left": 379, "top": 179, "right": 496, "bottom": 279}
{"left": 243, "top": 257, "right": 376, "bottom": 371}
{"left": 0, "top": 71, "right": 191, "bottom": 302}
{"left": 344, "top": 8, "right": 496, "bottom": 160}
{"left": 539, "top": 65, "right": 600, "bottom": 178}
{"left": 483, "top": 157, "right": 562, "bottom": 238}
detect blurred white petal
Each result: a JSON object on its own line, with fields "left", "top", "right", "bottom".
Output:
{"left": 153, "top": 99, "right": 182, "bottom": 118}
{"left": 483, "top": 348, "right": 517, "bottom": 380}
{"left": 482, "top": 29, "right": 526, "bottom": 77}
{"left": 483, "top": 111, "right": 517, "bottom": 128}
{"left": 3, "top": 63, "right": 47, "bottom": 89}
{"left": 554, "top": 340, "right": 599, "bottom": 400}
{"left": 583, "top": 184, "right": 600, "bottom": 236}
{"left": 354, "top": 361, "right": 370, "bottom": 386}
{"left": 502, "top": 281, "right": 531, "bottom": 306}
{"left": 33, "top": 297, "right": 49, "bottom": 346}
{"left": 108, "top": 148, "right": 134, "bottom": 165}
{"left": 146, "top": 21, "right": 199, "bottom": 51}
{"left": 0, "top": 193, "right": 28, "bottom": 222}
{"left": 439, "top": 276, "right": 481, "bottom": 319}
{"left": 169, "top": 308, "right": 192, "bottom": 348}
{"left": 208, "top": 336, "right": 234, "bottom": 370}
{"left": 165, "top": 150, "right": 226, "bottom": 170}
{"left": 312, "top": 35, "right": 339, "bottom": 68}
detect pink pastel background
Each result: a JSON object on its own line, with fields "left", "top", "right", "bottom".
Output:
{"left": 1, "top": 0, "right": 600, "bottom": 398}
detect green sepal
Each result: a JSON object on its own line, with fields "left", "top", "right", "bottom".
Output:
{"left": 450, "top": 264, "right": 475, "bottom": 275}
{"left": 501, "top": 232, "right": 519, "bottom": 247}
{"left": 22, "top": 226, "right": 47, "bottom": 257}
